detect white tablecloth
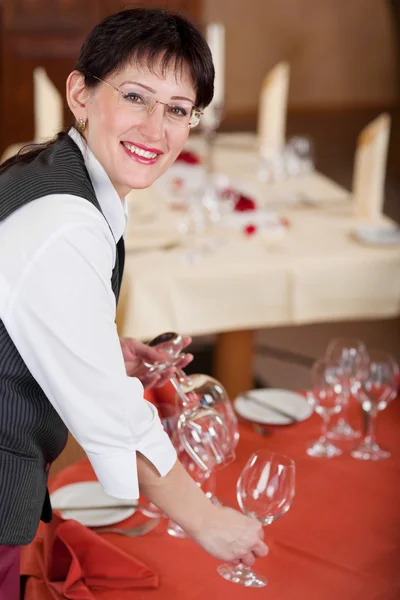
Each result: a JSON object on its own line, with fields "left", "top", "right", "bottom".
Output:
{"left": 119, "top": 133, "right": 400, "bottom": 340}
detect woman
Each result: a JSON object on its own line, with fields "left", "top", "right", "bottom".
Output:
{"left": 0, "top": 8, "right": 267, "bottom": 597}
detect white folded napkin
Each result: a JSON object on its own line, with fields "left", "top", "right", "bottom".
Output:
{"left": 257, "top": 62, "right": 290, "bottom": 156}
{"left": 33, "top": 67, "right": 63, "bottom": 141}
{"left": 352, "top": 113, "right": 391, "bottom": 222}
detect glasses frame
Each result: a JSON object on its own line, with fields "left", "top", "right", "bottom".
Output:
{"left": 91, "top": 75, "right": 202, "bottom": 129}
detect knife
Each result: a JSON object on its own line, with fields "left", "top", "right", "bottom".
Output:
{"left": 243, "top": 393, "right": 299, "bottom": 423}
{"left": 53, "top": 504, "right": 138, "bottom": 511}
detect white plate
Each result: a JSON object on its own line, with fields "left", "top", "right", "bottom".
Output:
{"left": 50, "top": 481, "right": 137, "bottom": 527}
{"left": 352, "top": 225, "right": 400, "bottom": 246}
{"left": 234, "top": 388, "right": 312, "bottom": 425}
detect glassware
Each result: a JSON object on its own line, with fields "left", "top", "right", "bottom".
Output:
{"left": 351, "top": 349, "right": 398, "bottom": 460}
{"left": 201, "top": 102, "right": 225, "bottom": 223}
{"left": 306, "top": 358, "right": 343, "bottom": 458}
{"left": 146, "top": 332, "right": 236, "bottom": 472}
{"left": 172, "top": 370, "right": 240, "bottom": 448}
{"left": 217, "top": 450, "right": 295, "bottom": 588}
{"left": 284, "top": 135, "right": 315, "bottom": 177}
{"left": 257, "top": 144, "right": 287, "bottom": 184}
{"left": 324, "top": 338, "right": 369, "bottom": 440}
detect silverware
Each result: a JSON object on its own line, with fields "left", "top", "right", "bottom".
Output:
{"left": 93, "top": 518, "right": 160, "bottom": 536}
{"left": 252, "top": 423, "right": 272, "bottom": 437}
{"left": 53, "top": 504, "right": 138, "bottom": 511}
{"left": 243, "top": 393, "right": 299, "bottom": 423}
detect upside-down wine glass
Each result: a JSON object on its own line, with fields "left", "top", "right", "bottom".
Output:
{"left": 217, "top": 450, "right": 295, "bottom": 588}
{"left": 145, "top": 332, "right": 236, "bottom": 473}
{"left": 324, "top": 338, "right": 369, "bottom": 440}
{"left": 306, "top": 358, "right": 343, "bottom": 458}
{"left": 351, "top": 349, "right": 399, "bottom": 461}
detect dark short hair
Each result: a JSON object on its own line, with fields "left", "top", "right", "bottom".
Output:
{"left": 75, "top": 8, "right": 214, "bottom": 108}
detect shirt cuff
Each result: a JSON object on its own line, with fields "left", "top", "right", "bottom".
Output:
{"left": 86, "top": 449, "right": 140, "bottom": 499}
{"left": 86, "top": 426, "right": 178, "bottom": 499}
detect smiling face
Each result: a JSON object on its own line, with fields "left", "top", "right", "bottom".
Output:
{"left": 67, "top": 59, "right": 196, "bottom": 197}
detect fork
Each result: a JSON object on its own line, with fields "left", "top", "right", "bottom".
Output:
{"left": 94, "top": 518, "right": 160, "bottom": 536}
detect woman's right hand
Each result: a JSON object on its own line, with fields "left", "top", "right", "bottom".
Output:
{"left": 190, "top": 505, "right": 269, "bottom": 566}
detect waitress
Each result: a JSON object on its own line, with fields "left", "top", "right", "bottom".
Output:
{"left": 0, "top": 8, "right": 267, "bottom": 598}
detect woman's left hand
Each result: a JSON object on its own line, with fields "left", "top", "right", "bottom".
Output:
{"left": 120, "top": 337, "right": 193, "bottom": 389}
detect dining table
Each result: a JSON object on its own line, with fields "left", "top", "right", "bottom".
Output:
{"left": 118, "top": 132, "right": 400, "bottom": 398}
{"left": 21, "top": 389, "right": 400, "bottom": 600}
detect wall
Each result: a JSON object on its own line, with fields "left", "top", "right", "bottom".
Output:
{"left": 203, "top": 0, "right": 398, "bottom": 116}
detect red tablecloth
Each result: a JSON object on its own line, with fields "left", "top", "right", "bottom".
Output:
{"left": 23, "top": 394, "right": 400, "bottom": 600}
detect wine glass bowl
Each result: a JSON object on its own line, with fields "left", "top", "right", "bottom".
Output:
{"left": 351, "top": 349, "right": 398, "bottom": 461}
{"left": 217, "top": 450, "right": 295, "bottom": 588}
{"left": 324, "top": 338, "right": 369, "bottom": 440}
{"left": 177, "top": 407, "right": 235, "bottom": 472}
{"left": 174, "top": 372, "right": 240, "bottom": 448}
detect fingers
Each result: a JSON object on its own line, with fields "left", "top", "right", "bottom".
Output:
{"left": 181, "top": 336, "right": 192, "bottom": 349}
{"left": 143, "top": 374, "right": 161, "bottom": 389}
{"left": 240, "top": 552, "right": 256, "bottom": 567}
{"left": 252, "top": 539, "right": 269, "bottom": 558}
{"left": 175, "top": 353, "right": 194, "bottom": 370}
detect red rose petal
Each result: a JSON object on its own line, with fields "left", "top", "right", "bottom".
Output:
{"left": 244, "top": 224, "right": 257, "bottom": 236}
{"left": 175, "top": 151, "right": 201, "bottom": 165}
{"left": 234, "top": 194, "right": 257, "bottom": 212}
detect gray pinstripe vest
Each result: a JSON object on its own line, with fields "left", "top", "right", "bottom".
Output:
{"left": 0, "top": 133, "right": 124, "bottom": 545}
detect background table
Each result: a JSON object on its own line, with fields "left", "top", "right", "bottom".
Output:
{"left": 119, "top": 133, "right": 400, "bottom": 397}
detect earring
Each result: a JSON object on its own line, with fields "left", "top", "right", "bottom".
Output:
{"left": 77, "top": 118, "right": 86, "bottom": 133}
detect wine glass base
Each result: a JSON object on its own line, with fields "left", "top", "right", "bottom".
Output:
{"left": 306, "top": 439, "right": 343, "bottom": 458}
{"left": 326, "top": 420, "right": 361, "bottom": 441}
{"left": 351, "top": 442, "right": 391, "bottom": 461}
{"left": 217, "top": 564, "right": 267, "bottom": 588}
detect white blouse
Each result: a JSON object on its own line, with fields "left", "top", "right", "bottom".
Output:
{"left": 0, "top": 128, "right": 177, "bottom": 499}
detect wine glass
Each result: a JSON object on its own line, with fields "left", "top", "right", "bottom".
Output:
{"left": 172, "top": 370, "right": 240, "bottom": 448}
{"left": 217, "top": 450, "right": 295, "bottom": 588}
{"left": 146, "top": 332, "right": 237, "bottom": 472}
{"left": 144, "top": 331, "right": 186, "bottom": 374}
{"left": 284, "top": 135, "right": 315, "bottom": 177}
{"left": 306, "top": 358, "right": 343, "bottom": 458}
{"left": 324, "top": 338, "right": 369, "bottom": 440}
{"left": 351, "top": 349, "right": 398, "bottom": 460}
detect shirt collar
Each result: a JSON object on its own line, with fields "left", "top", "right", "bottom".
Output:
{"left": 68, "top": 127, "right": 126, "bottom": 242}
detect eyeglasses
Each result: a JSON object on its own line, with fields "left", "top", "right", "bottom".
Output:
{"left": 91, "top": 76, "right": 202, "bottom": 129}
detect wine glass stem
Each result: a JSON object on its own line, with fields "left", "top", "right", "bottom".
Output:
{"left": 170, "top": 369, "right": 197, "bottom": 412}
{"left": 364, "top": 409, "right": 378, "bottom": 445}
{"left": 339, "top": 388, "right": 350, "bottom": 420}
{"left": 319, "top": 413, "right": 330, "bottom": 442}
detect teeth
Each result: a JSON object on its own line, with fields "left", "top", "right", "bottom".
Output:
{"left": 123, "top": 142, "right": 157, "bottom": 159}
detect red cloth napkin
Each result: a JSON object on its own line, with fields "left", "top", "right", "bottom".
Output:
{"left": 175, "top": 150, "right": 201, "bottom": 164}
{"left": 20, "top": 514, "right": 158, "bottom": 600}
{"left": 234, "top": 193, "right": 257, "bottom": 212}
